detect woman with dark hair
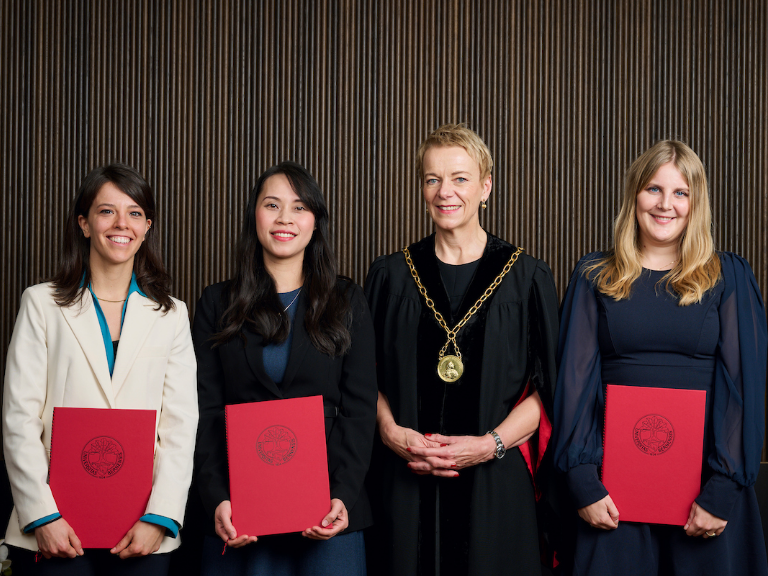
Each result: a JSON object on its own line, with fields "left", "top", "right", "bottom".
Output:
{"left": 3, "top": 164, "right": 198, "bottom": 575}
{"left": 553, "top": 140, "right": 768, "bottom": 575}
{"left": 194, "top": 161, "right": 377, "bottom": 575}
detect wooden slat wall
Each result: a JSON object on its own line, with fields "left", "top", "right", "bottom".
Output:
{"left": 2, "top": 0, "right": 767, "bottom": 442}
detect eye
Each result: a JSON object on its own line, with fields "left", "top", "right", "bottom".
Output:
{"left": 99, "top": 208, "right": 114, "bottom": 215}
{"left": 295, "top": 205, "right": 307, "bottom": 211}
{"left": 674, "top": 190, "right": 689, "bottom": 197}
{"left": 265, "top": 202, "right": 278, "bottom": 209}
{"left": 425, "top": 178, "right": 439, "bottom": 185}
{"left": 646, "top": 186, "right": 660, "bottom": 193}
{"left": 130, "top": 211, "right": 144, "bottom": 217}
{"left": 455, "top": 177, "right": 468, "bottom": 183}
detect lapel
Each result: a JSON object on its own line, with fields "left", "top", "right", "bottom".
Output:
{"left": 111, "top": 292, "right": 160, "bottom": 397}
{"left": 242, "top": 290, "right": 313, "bottom": 397}
{"left": 243, "top": 326, "right": 284, "bottom": 399}
{"left": 280, "top": 290, "right": 312, "bottom": 390}
{"left": 60, "top": 291, "right": 116, "bottom": 407}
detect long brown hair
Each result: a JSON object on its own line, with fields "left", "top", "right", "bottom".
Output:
{"left": 213, "top": 162, "right": 352, "bottom": 356}
{"left": 585, "top": 140, "right": 721, "bottom": 305}
{"left": 51, "top": 164, "right": 174, "bottom": 311}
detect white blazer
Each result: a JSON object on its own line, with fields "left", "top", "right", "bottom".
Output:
{"left": 2, "top": 282, "right": 198, "bottom": 553}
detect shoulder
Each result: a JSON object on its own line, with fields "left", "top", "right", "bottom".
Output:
{"left": 716, "top": 251, "right": 761, "bottom": 297}
{"left": 197, "top": 280, "right": 232, "bottom": 307}
{"left": 20, "top": 282, "right": 63, "bottom": 312}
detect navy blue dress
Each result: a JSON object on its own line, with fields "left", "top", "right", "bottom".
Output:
{"left": 552, "top": 252, "right": 768, "bottom": 576}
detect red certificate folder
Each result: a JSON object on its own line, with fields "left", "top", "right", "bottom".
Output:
{"left": 602, "top": 385, "right": 706, "bottom": 525}
{"left": 225, "top": 396, "right": 330, "bottom": 536}
{"left": 48, "top": 407, "right": 156, "bottom": 548}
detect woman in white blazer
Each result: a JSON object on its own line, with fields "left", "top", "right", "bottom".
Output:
{"left": 2, "top": 164, "right": 198, "bottom": 575}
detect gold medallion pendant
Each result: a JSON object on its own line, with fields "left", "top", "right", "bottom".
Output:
{"left": 403, "top": 245, "right": 523, "bottom": 384}
{"left": 438, "top": 354, "right": 464, "bottom": 383}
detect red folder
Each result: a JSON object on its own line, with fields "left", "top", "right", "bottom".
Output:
{"left": 49, "top": 407, "right": 156, "bottom": 548}
{"left": 225, "top": 396, "right": 330, "bottom": 536}
{"left": 602, "top": 385, "right": 706, "bottom": 525}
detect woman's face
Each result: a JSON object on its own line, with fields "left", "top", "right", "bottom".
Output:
{"left": 422, "top": 146, "right": 491, "bottom": 235}
{"left": 255, "top": 174, "right": 316, "bottom": 267}
{"left": 635, "top": 162, "right": 690, "bottom": 250}
{"left": 78, "top": 182, "right": 151, "bottom": 270}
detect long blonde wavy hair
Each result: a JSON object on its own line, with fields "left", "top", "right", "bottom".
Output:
{"left": 585, "top": 140, "right": 721, "bottom": 306}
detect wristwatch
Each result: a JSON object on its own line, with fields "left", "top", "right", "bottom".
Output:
{"left": 487, "top": 430, "right": 506, "bottom": 459}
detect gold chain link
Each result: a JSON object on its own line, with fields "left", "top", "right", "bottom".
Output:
{"left": 402, "top": 246, "right": 524, "bottom": 359}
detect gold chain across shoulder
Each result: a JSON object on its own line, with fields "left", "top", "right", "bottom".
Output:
{"left": 402, "top": 245, "right": 524, "bottom": 382}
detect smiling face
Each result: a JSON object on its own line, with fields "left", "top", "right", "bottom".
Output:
{"left": 255, "top": 173, "right": 316, "bottom": 267}
{"left": 635, "top": 162, "right": 691, "bottom": 250}
{"left": 78, "top": 182, "right": 151, "bottom": 271}
{"left": 422, "top": 145, "right": 492, "bottom": 235}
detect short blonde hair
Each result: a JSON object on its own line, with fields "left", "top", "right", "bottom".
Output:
{"left": 585, "top": 140, "right": 721, "bottom": 305}
{"left": 416, "top": 123, "right": 494, "bottom": 181}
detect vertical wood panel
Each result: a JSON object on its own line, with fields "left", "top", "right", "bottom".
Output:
{"left": 2, "top": 0, "right": 768, "bottom": 446}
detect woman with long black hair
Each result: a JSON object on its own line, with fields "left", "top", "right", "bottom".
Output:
{"left": 193, "top": 161, "right": 377, "bottom": 575}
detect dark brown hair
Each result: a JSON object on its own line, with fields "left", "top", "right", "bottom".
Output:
{"left": 213, "top": 161, "right": 352, "bottom": 356}
{"left": 51, "top": 164, "right": 174, "bottom": 311}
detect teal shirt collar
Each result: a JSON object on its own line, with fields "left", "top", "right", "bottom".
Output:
{"left": 86, "top": 273, "right": 147, "bottom": 377}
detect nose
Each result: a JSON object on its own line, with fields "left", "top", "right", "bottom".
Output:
{"left": 114, "top": 210, "right": 128, "bottom": 228}
{"left": 276, "top": 207, "right": 293, "bottom": 224}
{"left": 657, "top": 191, "right": 673, "bottom": 211}
{"left": 437, "top": 181, "right": 454, "bottom": 198}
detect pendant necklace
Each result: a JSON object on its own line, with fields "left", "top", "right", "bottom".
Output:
{"left": 283, "top": 289, "right": 301, "bottom": 312}
{"left": 402, "top": 246, "right": 523, "bottom": 383}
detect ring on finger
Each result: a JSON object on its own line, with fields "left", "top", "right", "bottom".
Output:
{"left": 705, "top": 531, "right": 717, "bottom": 537}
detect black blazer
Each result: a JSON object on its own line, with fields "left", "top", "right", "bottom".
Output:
{"left": 192, "top": 279, "right": 378, "bottom": 533}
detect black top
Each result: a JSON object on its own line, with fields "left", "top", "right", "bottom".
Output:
{"left": 365, "top": 233, "right": 560, "bottom": 576}
{"left": 436, "top": 258, "right": 481, "bottom": 317}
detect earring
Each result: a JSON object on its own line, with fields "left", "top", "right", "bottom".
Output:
{"left": 482, "top": 200, "right": 487, "bottom": 209}
{"left": 426, "top": 207, "right": 429, "bottom": 215}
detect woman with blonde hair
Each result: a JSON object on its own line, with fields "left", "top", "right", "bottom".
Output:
{"left": 365, "top": 124, "right": 559, "bottom": 575}
{"left": 552, "top": 140, "right": 768, "bottom": 575}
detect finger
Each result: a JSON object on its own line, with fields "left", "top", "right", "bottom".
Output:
{"left": 227, "top": 535, "right": 252, "bottom": 548}
{"left": 111, "top": 533, "right": 131, "bottom": 555}
{"left": 425, "top": 433, "right": 453, "bottom": 443}
{"left": 606, "top": 500, "right": 620, "bottom": 527}
{"left": 683, "top": 502, "right": 697, "bottom": 532}
{"left": 70, "top": 531, "right": 84, "bottom": 556}
{"left": 408, "top": 446, "right": 452, "bottom": 458}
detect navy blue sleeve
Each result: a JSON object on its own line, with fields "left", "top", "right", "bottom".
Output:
{"left": 696, "top": 253, "right": 768, "bottom": 520}
{"left": 552, "top": 253, "right": 609, "bottom": 508}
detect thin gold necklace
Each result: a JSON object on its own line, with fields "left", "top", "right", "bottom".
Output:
{"left": 94, "top": 295, "right": 127, "bottom": 303}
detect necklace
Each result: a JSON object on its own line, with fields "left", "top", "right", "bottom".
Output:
{"left": 283, "top": 289, "right": 301, "bottom": 312}
{"left": 94, "top": 295, "right": 127, "bottom": 303}
{"left": 403, "top": 246, "right": 524, "bottom": 383}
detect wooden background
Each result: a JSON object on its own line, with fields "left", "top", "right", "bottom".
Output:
{"left": 2, "top": 0, "right": 767, "bottom": 442}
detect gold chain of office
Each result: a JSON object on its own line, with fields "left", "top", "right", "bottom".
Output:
{"left": 402, "top": 246, "right": 524, "bottom": 383}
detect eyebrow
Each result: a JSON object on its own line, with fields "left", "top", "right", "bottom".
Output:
{"left": 95, "top": 203, "right": 143, "bottom": 210}
{"left": 423, "top": 171, "right": 472, "bottom": 178}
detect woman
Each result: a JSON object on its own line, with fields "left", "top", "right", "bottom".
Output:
{"left": 2, "top": 164, "right": 198, "bottom": 575}
{"left": 364, "top": 124, "right": 559, "bottom": 575}
{"left": 552, "top": 140, "right": 768, "bottom": 575}
{"left": 193, "top": 161, "right": 377, "bottom": 575}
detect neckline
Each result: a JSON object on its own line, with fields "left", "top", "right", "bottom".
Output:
{"left": 436, "top": 257, "right": 482, "bottom": 268}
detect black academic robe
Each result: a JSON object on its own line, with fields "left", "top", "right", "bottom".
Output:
{"left": 364, "top": 233, "right": 559, "bottom": 576}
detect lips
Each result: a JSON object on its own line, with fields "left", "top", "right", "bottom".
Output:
{"left": 108, "top": 236, "right": 131, "bottom": 245}
{"left": 651, "top": 215, "right": 675, "bottom": 223}
{"left": 436, "top": 205, "right": 461, "bottom": 213}
{"left": 271, "top": 230, "right": 297, "bottom": 241}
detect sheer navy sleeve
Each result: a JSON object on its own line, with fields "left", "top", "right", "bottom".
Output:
{"left": 552, "top": 253, "right": 609, "bottom": 508}
{"left": 696, "top": 252, "right": 768, "bottom": 519}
